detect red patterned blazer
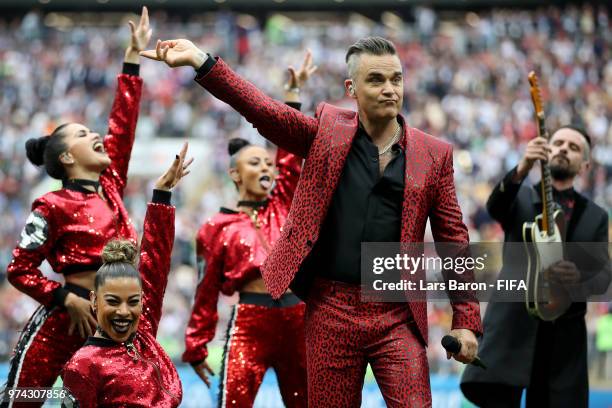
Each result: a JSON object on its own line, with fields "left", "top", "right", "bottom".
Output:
{"left": 196, "top": 58, "right": 482, "bottom": 343}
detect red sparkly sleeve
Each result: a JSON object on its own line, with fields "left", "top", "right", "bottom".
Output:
{"left": 138, "top": 201, "right": 176, "bottom": 337}
{"left": 195, "top": 58, "right": 318, "bottom": 159}
{"left": 182, "top": 223, "right": 224, "bottom": 364}
{"left": 101, "top": 72, "right": 143, "bottom": 197}
{"left": 270, "top": 148, "right": 301, "bottom": 209}
{"left": 429, "top": 146, "right": 482, "bottom": 336}
{"left": 62, "top": 366, "right": 98, "bottom": 408}
{"left": 7, "top": 198, "right": 62, "bottom": 308}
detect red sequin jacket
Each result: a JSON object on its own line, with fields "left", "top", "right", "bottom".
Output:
{"left": 182, "top": 148, "right": 301, "bottom": 363}
{"left": 7, "top": 66, "right": 142, "bottom": 308}
{"left": 62, "top": 198, "right": 182, "bottom": 408}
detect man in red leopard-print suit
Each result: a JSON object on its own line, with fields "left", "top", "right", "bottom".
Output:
{"left": 144, "top": 36, "right": 482, "bottom": 407}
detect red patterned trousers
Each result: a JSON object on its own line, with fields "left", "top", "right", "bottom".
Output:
{"left": 304, "top": 279, "right": 431, "bottom": 408}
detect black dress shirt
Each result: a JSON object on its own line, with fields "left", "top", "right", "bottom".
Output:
{"left": 301, "top": 122, "right": 406, "bottom": 283}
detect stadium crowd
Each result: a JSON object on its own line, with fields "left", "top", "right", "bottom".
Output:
{"left": 0, "top": 3, "right": 610, "bottom": 378}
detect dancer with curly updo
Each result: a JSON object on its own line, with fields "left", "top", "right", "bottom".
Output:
{"left": 1, "top": 8, "right": 151, "bottom": 407}
{"left": 61, "top": 143, "right": 192, "bottom": 408}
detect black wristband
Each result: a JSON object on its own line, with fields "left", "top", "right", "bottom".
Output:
{"left": 52, "top": 286, "right": 71, "bottom": 308}
{"left": 195, "top": 54, "right": 217, "bottom": 78}
{"left": 285, "top": 102, "right": 302, "bottom": 111}
{"left": 122, "top": 62, "right": 140, "bottom": 76}
{"left": 152, "top": 189, "right": 172, "bottom": 205}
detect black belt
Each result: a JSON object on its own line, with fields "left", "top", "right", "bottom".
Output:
{"left": 238, "top": 292, "right": 301, "bottom": 308}
{"left": 62, "top": 263, "right": 102, "bottom": 276}
{"left": 64, "top": 282, "right": 91, "bottom": 300}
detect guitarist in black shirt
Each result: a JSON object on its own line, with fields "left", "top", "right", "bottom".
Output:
{"left": 461, "top": 125, "right": 610, "bottom": 407}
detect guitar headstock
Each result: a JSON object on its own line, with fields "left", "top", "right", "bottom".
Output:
{"left": 528, "top": 71, "right": 544, "bottom": 117}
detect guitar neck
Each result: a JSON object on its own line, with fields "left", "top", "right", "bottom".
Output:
{"left": 537, "top": 112, "right": 555, "bottom": 236}
{"left": 540, "top": 163, "right": 555, "bottom": 235}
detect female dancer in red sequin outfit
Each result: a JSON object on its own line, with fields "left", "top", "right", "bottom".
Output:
{"left": 61, "top": 144, "right": 192, "bottom": 408}
{"left": 182, "top": 53, "right": 317, "bottom": 407}
{"left": 1, "top": 8, "right": 151, "bottom": 407}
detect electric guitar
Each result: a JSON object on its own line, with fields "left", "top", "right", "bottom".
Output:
{"left": 523, "top": 71, "right": 571, "bottom": 321}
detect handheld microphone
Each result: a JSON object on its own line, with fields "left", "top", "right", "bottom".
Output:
{"left": 441, "top": 335, "right": 486, "bottom": 369}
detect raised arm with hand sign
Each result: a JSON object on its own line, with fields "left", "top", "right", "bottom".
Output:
{"left": 284, "top": 49, "right": 318, "bottom": 104}
{"left": 155, "top": 142, "right": 193, "bottom": 191}
{"left": 125, "top": 7, "right": 152, "bottom": 64}
{"left": 141, "top": 39, "right": 208, "bottom": 69}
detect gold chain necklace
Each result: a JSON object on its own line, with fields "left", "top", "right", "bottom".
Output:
{"left": 244, "top": 208, "right": 261, "bottom": 229}
{"left": 242, "top": 208, "right": 273, "bottom": 253}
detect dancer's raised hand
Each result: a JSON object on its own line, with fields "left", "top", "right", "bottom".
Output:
{"left": 125, "top": 6, "right": 153, "bottom": 64}
{"left": 287, "top": 49, "right": 318, "bottom": 90}
{"left": 129, "top": 6, "right": 152, "bottom": 52}
{"left": 285, "top": 49, "right": 318, "bottom": 103}
{"left": 155, "top": 142, "right": 193, "bottom": 191}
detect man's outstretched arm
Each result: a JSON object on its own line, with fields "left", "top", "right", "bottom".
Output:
{"left": 141, "top": 39, "right": 318, "bottom": 158}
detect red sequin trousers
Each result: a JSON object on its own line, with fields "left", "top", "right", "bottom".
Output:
{"left": 218, "top": 302, "right": 307, "bottom": 407}
{"left": 304, "top": 279, "right": 431, "bottom": 408}
{"left": 1, "top": 306, "right": 86, "bottom": 408}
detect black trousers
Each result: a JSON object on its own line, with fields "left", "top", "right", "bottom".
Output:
{"left": 462, "top": 317, "right": 588, "bottom": 408}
